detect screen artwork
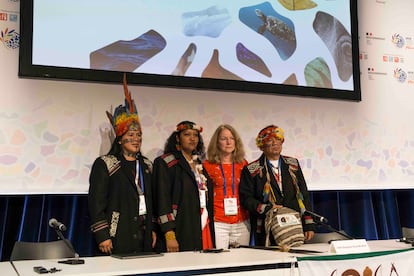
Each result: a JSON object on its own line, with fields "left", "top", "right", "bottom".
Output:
{"left": 20, "top": 0, "right": 360, "bottom": 100}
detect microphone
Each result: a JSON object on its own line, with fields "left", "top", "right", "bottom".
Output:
{"left": 303, "top": 210, "right": 328, "bottom": 224}
{"left": 48, "top": 218, "right": 85, "bottom": 264}
{"left": 49, "top": 218, "right": 67, "bottom": 231}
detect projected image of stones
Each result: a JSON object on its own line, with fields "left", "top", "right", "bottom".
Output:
{"left": 283, "top": 74, "right": 298, "bottom": 85}
{"left": 313, "top": 11, "right": 352, "bottom": 82}
{"left": 236, "top": 43, "right": 272, "bottom": 77}
{"left": 182, "top": 6, "right": 231, "bottom": 38}
{"left": 239, "top": 2, "right": 296, "bottom": 61}
{"left": 172, "top": 43, "right": 197, "bottom": 76}
{"left": 277, "top": 0, "right": 317, "bottom": 11}
{"left": 304, "top": 57, "right": 332, "bottom": 88}
{"left": 90, "top": 30, "right": 166, "bottom": 71}
{"left": 202, "top": 49, "right": 243, "bottom": 80}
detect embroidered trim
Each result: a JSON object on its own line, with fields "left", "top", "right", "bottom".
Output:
{"left": 246, "top": 160, "right": 262, "bottom": 176}
{"left": 142, "top": 157, "right": 153, "bottom": 173}
{"left": 101, "top": 155, "right": 121, "bottom": 176}
{"left": 109, "top": 211, "right": 120, "bottom": 237}
{"left": 161, "top": 153, "right": 178, "bottom": 168}
{"left": 90, "top": 220, "right": 109, "bottom": 233}
{"left": 158, "top": 204, "right": 178, "bottom": 224}
{"left": 158, "top": 212, "right": 176, "bottom": 224}
{"left": 282, "top": 156, "right": 298, "bottom": 167}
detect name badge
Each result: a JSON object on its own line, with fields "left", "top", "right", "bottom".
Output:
{"left": 199, "top": 189, "right": 206, "bottom": 208}
{"left": 139, "top": 194, "right": 147, "bottom": 215}
{"left": 224, "top": 197, "right": 238, "bottom": 215}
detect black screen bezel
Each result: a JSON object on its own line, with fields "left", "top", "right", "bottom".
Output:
{"left": 18, "top": 1, "right": 361, "bottom": 101}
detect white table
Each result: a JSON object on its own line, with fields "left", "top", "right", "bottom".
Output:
{"left": 7, "top": 240, "right": 413, "bottom": 276}
{"left": 0, "top": 261, "right": 16, "bottom": 276}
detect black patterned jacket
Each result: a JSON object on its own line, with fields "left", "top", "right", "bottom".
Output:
{"left": 239, "top": 153, "right": 315, "bottom": 246}
{"left": 88, "top": 153, "right": 155, "bottom": 254}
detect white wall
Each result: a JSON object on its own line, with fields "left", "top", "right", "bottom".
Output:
{"left": 1, "top": 0, "right": 414, "bottom": 194}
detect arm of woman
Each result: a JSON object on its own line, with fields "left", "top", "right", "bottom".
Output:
{"left": 88, "top": 158, "right": 112, "bottom": 249}
{"left": 153, "top": 156, "right": 179, "bottom": 251}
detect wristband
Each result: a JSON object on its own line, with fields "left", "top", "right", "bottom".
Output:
{"left": 165, "top": 231, "right": 176, "bottom": 241}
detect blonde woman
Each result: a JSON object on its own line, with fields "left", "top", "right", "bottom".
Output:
{"left": 203, "top": 124, "right": 250, "bottom": 249}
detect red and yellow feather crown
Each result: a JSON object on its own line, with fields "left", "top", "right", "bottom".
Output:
{"left": 106, "top": 74, "right": 140, "bottom": 137}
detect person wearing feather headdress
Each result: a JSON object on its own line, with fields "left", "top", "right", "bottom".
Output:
{"left": 239, "top": 125, "right": 315, "bottom": 246}
{"left": 88, "top": 74, "right": 157, "bottom": 255}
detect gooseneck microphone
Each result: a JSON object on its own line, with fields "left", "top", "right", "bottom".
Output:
{"left": 49, "top": 218, "right": 67, "bottom": 231}
{"left": 48, "top": 218, "right": 85, "bottom": 265}
{"left": 303, "top": 210, "right": 328, "bottom": 224}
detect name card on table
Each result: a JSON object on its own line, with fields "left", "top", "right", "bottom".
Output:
{"left": 329, "top": 239, "right": 370, "bottom": 254}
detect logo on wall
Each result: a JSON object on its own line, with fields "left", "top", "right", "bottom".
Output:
{"left": 366, "top": 67, "right": 388, "bottom": 81}
{"left": 393, "top": 68, "right": 407, "bottom": 83}
{"left": 359, "top": 51, "right": 368, "bottom": 61}
{"left": 365, "top": 32, "right": 386, "bottom": 46}
{"left": 0, "top": 12, "right": 8, "bottom": 21}
{"left": 9, "top": 13, "right": 18, "bottom": 22}
{"left": 0, "top": 28, "right": 20, "bottom": 49}
{"left": 392, "top": 33, "right": 405, "bottom": 48}
{"left": 383, "top": 55, "right": 404, "bottom": 63}
{"left": 0, "top": 12, "right": 18, "bottom": 22}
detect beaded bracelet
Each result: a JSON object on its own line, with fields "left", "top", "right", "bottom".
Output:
{"left": 165, "top": 231, "right": 176, "bottom": 241}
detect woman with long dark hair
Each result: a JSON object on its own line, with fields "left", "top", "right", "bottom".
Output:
{"left": 88, "top": 75, "right": 156, "bottom": 254}
{"left": 153, "top": 121, "right": 215, "bottom": 252}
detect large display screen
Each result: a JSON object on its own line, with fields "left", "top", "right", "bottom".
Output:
{"left": 19, "top": 0, "right": 360, "bottom": 100}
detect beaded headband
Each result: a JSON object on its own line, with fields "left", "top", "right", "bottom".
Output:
{"left": 176, "top": 122, "right": 203, "bottom": 133}
{"left": 256, "top": 125, "right": 284, "bottom": 148}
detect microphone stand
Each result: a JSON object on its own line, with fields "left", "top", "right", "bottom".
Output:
{"left": 54, "top": 228, "right": 85, "bottom": 265}
{"left": 315, "top": 220, "right": 354, "bottom": 240}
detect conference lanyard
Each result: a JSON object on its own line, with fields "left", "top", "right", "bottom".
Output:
{"left": 135, "top": 160, "right": 147, "bottom": 215}
{"left": 219, "top": 163, "right": 235, "bottom": 196}
{"left": 267, "top": 159, "right": 281, "bottom": 190}
{"left": 135, "top": 161, "right": 144, "bottom": 194}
